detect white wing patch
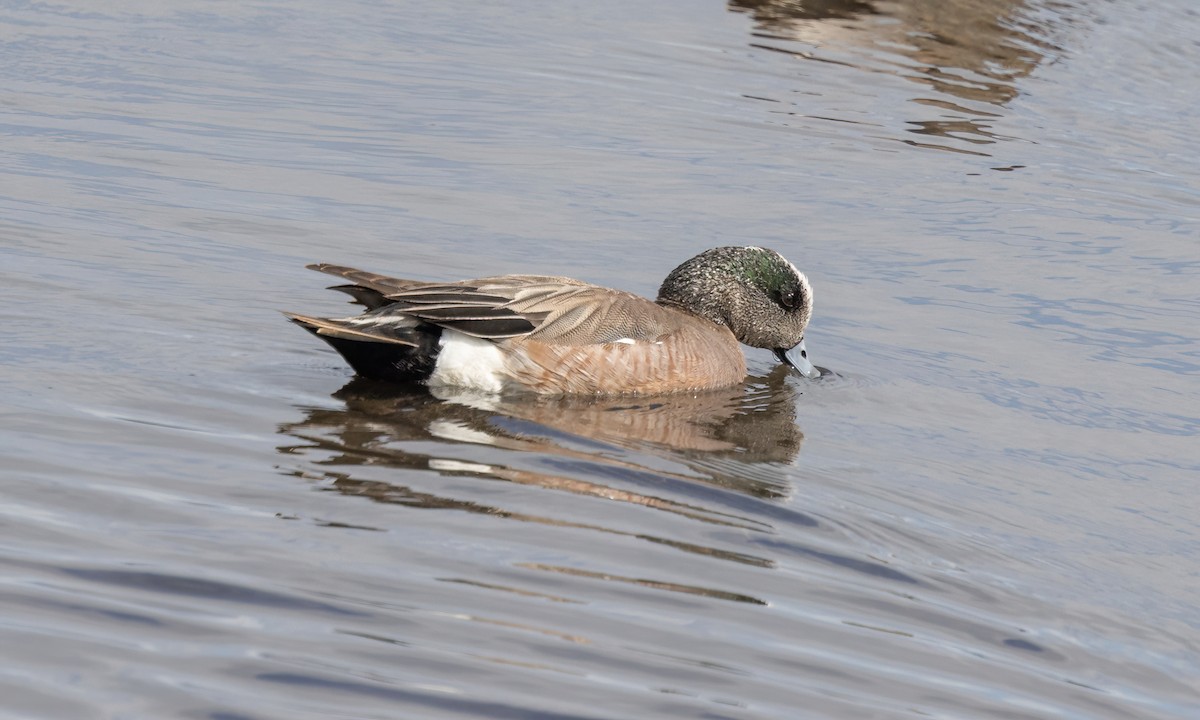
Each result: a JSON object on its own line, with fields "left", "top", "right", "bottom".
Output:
{"left": 607, "top": 338, "right": 664, "bottom": 346}
{"left": 430, "top": 330, "right": 507, "bottom": 393}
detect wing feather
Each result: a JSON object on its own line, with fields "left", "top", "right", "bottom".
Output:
{"left": 284, "top": 312, "right": 420, "bottom": 346}
{"left": 305, "top": 265, "right": 675, "bottom": 344}
{"left": 306, "top": 263, "right": 427, "bottom": 294}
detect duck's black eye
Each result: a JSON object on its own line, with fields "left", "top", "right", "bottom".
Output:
{"left": 778, "top": 288, "right": 799, "bottom": 310}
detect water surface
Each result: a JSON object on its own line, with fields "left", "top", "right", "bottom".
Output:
{"left": 2, "top": 0, "right": 1198, "bottom": 717}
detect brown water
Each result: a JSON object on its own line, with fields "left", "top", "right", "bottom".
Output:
{"left": 3, "top": 0, "right": 1199, "bottom": 718}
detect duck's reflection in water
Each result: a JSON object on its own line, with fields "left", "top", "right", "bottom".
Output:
{"left": 279, "top": 364, "right": 804, "bottom": 503}
{"left": 277, "top": 369, "right": 920, "bottom": 605}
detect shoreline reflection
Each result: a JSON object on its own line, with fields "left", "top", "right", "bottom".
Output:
{"left": 730, "top": 0, "right": 1080, "bottom": 152}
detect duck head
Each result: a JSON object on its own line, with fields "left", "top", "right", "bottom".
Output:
{"left": 657, "top": 246, "right": 819, "bottom": 379}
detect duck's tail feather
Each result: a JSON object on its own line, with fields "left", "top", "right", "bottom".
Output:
{"left": 285, "top": 312, "right": 441, "bottom": 382}
{"left": 307, "top": 263, "right": 426, "bottom": 295}
{"left": 284, "top": 312, "right": 418, "bottom": 346}
{"left": 327, "top": 284, "right": 394, "bottom": 310}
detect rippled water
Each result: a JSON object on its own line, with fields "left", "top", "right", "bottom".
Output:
{"left": 3, "top": 0, "right": 1199, "bottom": 717}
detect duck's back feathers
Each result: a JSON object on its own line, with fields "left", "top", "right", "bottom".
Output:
{"left": 310, "top": 265, "right": 676, "bottom": 346}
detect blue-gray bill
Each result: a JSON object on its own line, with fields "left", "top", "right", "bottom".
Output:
{"left": 774, "top": 340, "right": 820, "bottom": 379}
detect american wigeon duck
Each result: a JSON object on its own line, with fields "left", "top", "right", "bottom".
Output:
{"left": 288, "top": 246, "right": 818, "bottom": 395}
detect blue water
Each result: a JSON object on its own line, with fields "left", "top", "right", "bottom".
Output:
{"left": 2, "top": 0, "right": 1198, "bottom": 717}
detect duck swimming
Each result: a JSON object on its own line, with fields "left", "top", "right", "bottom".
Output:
{"left": 287, "top": 246, "right": 818, "bottom": 395}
